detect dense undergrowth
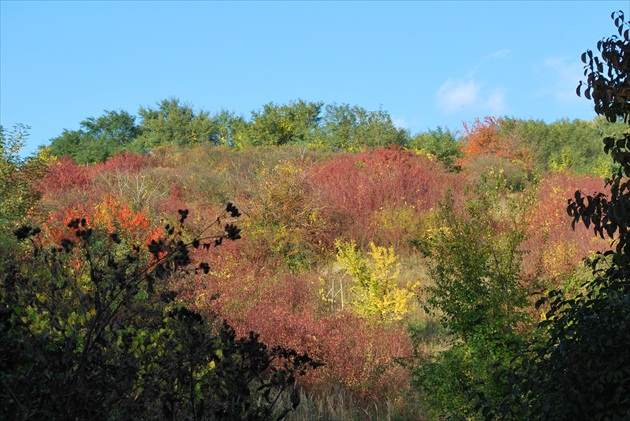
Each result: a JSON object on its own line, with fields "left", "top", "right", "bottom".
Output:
{"left": 0, "top": 130, "right": 611, "bottom": 420}
{"left": 2, "top": 12, "right": 630, "bottom": 419}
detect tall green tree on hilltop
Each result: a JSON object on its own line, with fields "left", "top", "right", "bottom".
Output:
{"left": 49, "top": 110, "right": 138, "bottom": 164}
{"left": 320, "top": 103, "right": 408, "bottom": 150}
{"left": 131, "top": 98, "right": 221, "bottom": 151}
{"left": 238, "top": 99, "right": 323, "bottom": 147}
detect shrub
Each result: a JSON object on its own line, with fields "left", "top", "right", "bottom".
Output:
{"left": 309, "top": 147, "right": 459, "bottom": 249}
{"left": 0, "top": 204, "right": 320, "bottom": 420}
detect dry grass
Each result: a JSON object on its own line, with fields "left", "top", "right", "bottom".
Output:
{"left": 283, "top": 389, "right": 426, "bottom": 421}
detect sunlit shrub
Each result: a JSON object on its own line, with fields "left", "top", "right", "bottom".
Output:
{"left": 309, "top": 147, "right": 459, "bottom": 249}
{"left": 522, "top": 171, "right": 610, "bottom": 287}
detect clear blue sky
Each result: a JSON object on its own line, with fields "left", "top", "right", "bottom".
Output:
{"left": 1, "top": 1, "right": 629, "bottom": 155}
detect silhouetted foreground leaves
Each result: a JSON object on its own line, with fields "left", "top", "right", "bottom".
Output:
{"left": 489, "top": 11, "right": 630, "bottom": 420}
{"left": 0, "top": 203, "right": 320, "bottom": 420}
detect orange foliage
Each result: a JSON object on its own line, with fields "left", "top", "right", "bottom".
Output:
{"left": 459, "top": 117, "right": 534, "bottom": 169}
{"left": 41, "top": 193, "right": 162, "bottom": 247}
{"left": 93, "top": 193, "right": 162, "bottom": 244}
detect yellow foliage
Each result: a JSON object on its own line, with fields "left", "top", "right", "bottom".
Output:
{"left": 335, "top": 239, "right": 418, "bottom": 322}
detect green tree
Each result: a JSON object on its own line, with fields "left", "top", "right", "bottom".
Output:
{"left": 238, "top": 99, "right": 323, "bottom": 147}
{"left": 497, "top": 116, "right": 625, "bottom": 175}
{"left": 49, "top": 110, "right": 139, "bottom": 164}
{"left": 0, "top": 124, "right": 46, "bottom": 225}
{"left": 319, "top": 103, "right": 408, "bottom": 150}
{"left": 131, "top": 98, "right": 219, "bottom": 151}
{"left": 210, "top": 109, "right": 247, "bottom": 146}
{"left": 407, "top": 126, "right": 462, "bottom": 170}
{"left": 498, "top": 11, "right": 630, "bottom": 420}
{"left": 412, "top": 190, "right": 531, "bottom": 419}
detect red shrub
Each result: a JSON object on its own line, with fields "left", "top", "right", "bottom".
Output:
{"left": 39, "top": 156, "right": 91, "bottom": 193}
{"left": 97, "top": 151, "right": 153, "bottom": 174}
{"left": 40, "top": 193, "right": 162, "bottom": 248}
{"left": 522, "top": 172, "right": 611, "bottom": 285}
{"left": 242, "top": 301, "right": 413, "bottom": 403}
{"left": 309, "top": 147, "right": 460, "bottom": 248}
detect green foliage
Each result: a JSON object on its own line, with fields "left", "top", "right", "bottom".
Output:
{"left": 0, "top": 205, "right": 320, "bottom": 420}
{"left": 0, "top": 124, "right": 46, "bottom": 225}
{"left": 500, "top": 116, "right": 623, "bottom": 176}
{"left": 132, "top": 98, "right": 220, "bottom": 152}
{"left": 407, "top": 126, "right": 462, "bottom": 170}
{"left": 412, "top": 192, "right": 531, "bottom": 418}
{"left": 319, "top": 103, "right": 408, "bottom": 150}
{"left": 49, "top": 110, "right": 139, "bottom": 164}
{"left": 420, "top": 194, "right": 530, "bottom": 339}
{"left": 238, "top": 100, "right": 323, "bottom": 147}
{"left": 335, "top": 240, "right": 418, "bottom": 323}
{"left": 211, "top": 109, "right": 247, "bottom": 147}
{"left": 494, "top": 11, "right": 630, "bottom": 420}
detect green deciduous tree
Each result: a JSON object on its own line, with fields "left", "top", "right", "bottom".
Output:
{"left": 407, "top": 126, "right": 462, "bottom": 170}
{"left": 237, "top": 100, "right": 323, "bottom": 147}
{"left": 0, "top": 124, "right": 47, "bottom": 225}
{"left": 319, "top": 103, "right": 408, "bottom": 150}
{"left": 412, "top": 190, "right": 531, "bottom": 419}
{"left": 131, "top": 98, "right": 220, "bottom": 151}
{"left": 492, "top": 11, "right": 630, "bottom": 420}
{"left": 49, "top": 110, "right": 139, "bottom": 164}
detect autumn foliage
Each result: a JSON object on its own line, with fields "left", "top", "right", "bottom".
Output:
{"left": 310, "top": 146, "right": 460, "bottom": 249}
{"left": 4, "top": 104, "right": 619, "bottom": 419}
{"left": 459, "top": 116, "right": 535, "bottom": 170}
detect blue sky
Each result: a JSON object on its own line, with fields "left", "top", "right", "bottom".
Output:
{"left": 1, "top": 1, "right": 629, "bottom": 155}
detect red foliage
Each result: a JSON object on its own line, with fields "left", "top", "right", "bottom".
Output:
{"left": 41, "top": 205, "right": 92, "bottom": 247}
{"left": 39, "top": 156, "right": 91, "bottom": 193}
{"left": 40, "top": 193, "right": 162, "bottom": 247}
{"left": 39, "top": 152, "right": 154, "bottom": 200}
{"left": 240, "top": 286, "right": 413, "bottom": 403}
{"left": 309, "top": 147, "right": 460, "bottom": 247}
{"left": 96, "top": 151, "right": 153, "bottom": 174}
{"left": 522, "top": 172, "right": 611, "bottom": 285}
{"left": 174, "top": 251, "right": 413, "bottom": 402}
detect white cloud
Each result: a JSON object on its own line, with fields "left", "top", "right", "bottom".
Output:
{"left": 434, "top": 50, "right": 510, "bottom": 118}
{"left": 437, "top": 79, "right": 481, "bottom": 112}
{"left": 487, "top": 89, "right": 506, "bottom": 114}
{"left": 436, "top": 79, "right": 507, "bottom": 115}
{"left": 392, "top": 117, "right": 408, "bottom": 129}
{"left": 541, "top": 56, "right": 584, "bottom": 104}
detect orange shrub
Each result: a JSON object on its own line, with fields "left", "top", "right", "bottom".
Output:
{"left": 459, "top": 117, "right": 535, "bottom": 170}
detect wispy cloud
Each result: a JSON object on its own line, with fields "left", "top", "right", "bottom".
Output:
{"left": 541, "top": 56, "right": 584, "bottom": 104}
{"left": 436, "top": 50, "right": 509, "bottom": 116}
{"left": 437, "top": 79, "right": 480, "bottom": 112}
{"left": 436, "top": 78, "right": 506, "bottom": 115}
{"left": 469, "top": 49, "right": 510, "bottom": 78}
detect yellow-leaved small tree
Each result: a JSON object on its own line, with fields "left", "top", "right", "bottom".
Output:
{"left": 335, "top": 239, "right": 418, "bottom": 322}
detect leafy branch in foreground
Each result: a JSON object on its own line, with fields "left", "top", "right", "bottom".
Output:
{"left": 1, "top": 203, "right": 320, "bottom": 421}
{"left": 491, "top": 11, "right": 630, "bottom": 420}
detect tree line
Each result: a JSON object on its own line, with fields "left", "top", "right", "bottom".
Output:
{"left": 45, "top": 98, "right": 626, "bottom": 177}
